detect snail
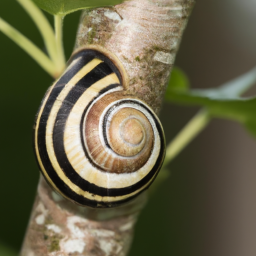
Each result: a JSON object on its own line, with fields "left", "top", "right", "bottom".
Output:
{"left": 34, "top": 46, "right": 165, "bottom": 208}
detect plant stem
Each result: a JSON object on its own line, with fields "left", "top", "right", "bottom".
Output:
{"left": 0, "top": 17, "right": 56, "bottom": 77}
{"left": 17, "top": 0, "right": 58, "bottom": 68}
{"left": 163, "top": 109, "right": 210, "bottom": 167}
{"left": 151, "top": 110, "right": 210, "bottom": 192}
{"left": 54, "top": 15, "right": 66, "bottom": 75}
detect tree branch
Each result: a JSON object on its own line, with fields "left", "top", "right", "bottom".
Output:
{"left": 20, "top": 0, "right": 195, "bottom": 255}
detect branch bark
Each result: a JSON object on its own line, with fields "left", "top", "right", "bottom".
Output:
{"left": 75, "top": 0, "right": 194, "bottom": 114}
{"left": 20, "top": 0, "right": 195, "bottom": 255}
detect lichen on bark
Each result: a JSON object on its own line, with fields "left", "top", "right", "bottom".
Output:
{"left": 75, "top": 0, "right": 194, "bottom": 114}
{"left": 20, "top": 176, "right": 144, "bottom": 256}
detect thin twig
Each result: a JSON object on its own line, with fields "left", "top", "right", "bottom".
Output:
{"left": 163, "top": 109, "right": 210, "bottom": 167}
{"left": 54, "top": 15, "right": 66, "bottom": 74}
{"left": 0, "top": 17, "right": 56, "bottom": 77}
{"left": 17, "top": 0, "right": 59, "bottom": 68}
{"left": 151, "top": 109, "right": 210, "bottom": 192}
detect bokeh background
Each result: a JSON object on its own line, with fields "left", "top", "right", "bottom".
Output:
{"left": 0, "top": 0, "right": 256, "bottom": 255}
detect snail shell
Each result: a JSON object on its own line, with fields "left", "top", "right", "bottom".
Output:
{"left": 34, "top": 46, "right": 165, "bottom": 208}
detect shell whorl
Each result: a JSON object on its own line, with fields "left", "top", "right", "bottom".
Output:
{"left": 83, "top": 92, "right": 156, "bottom": 173}
{"left": 34, "top": 47, "right": 165, "bottom": 208}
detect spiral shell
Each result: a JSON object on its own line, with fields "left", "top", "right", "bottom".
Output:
{"left": 34, "top": 47, "right": 165, "bottom": 208}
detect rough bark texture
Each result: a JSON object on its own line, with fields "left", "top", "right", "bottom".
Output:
{"left": 75, "top": 0, "right": 194, "bottom": 114}
{"left": 20, "top": 0, "right": 195, "bottom": 255}
{"left": 20, "top": 176, "right": 145, "bottom": 256}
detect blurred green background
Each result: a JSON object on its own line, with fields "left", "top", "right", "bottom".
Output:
{"left": 0, "top": 0, "right": 256, "bottom": 255}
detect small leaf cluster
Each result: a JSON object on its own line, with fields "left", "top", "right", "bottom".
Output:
{"left": 167, "top": 67, "right": 256, "bottom": 137}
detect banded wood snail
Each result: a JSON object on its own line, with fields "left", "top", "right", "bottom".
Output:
{"left": 34, "top": 46, "right": 166, "bottom": 208}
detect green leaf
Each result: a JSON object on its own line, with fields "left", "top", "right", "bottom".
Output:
{"left": 32, "top": 0, "right": 124, "bottom": 15}
{"left": 168, "top": 67, "right": 189, "bottom": 91}
{"left": 0, "top": 242, "right": 17, "bottom": 256}
{"left": 165, "top": 67, "right": 256, "bottom": 137}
